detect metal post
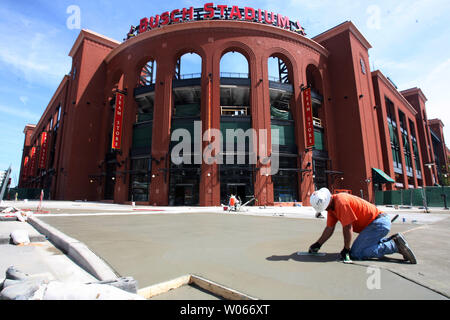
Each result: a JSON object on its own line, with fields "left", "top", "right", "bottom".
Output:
{"left": 442, "top": 184, "right": 449, "bottom": 210}
{"left": 421, "top": 187, "right": 430, "bottom": 213}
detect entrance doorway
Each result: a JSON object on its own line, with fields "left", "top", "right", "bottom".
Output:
{"left": 174, "top": 184, "right": 194, "bottom": 206}
{"left": 313, "top": 158, "right": 328, "bottom": 190}
{"left": 220, "top": 165, "right": 254, "bottom": 205}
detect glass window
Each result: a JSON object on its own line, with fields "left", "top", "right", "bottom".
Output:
{"left": 129, "top": 158, "right": 150, "bottom": 202}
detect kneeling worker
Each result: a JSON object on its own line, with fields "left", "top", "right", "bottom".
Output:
{"left": 308, "top": 188, "right": 417, "bottom": 264}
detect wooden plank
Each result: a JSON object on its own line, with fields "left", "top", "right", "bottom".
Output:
{"left": 137, "top": 275, "right": 192, "bottom": 299}
{"left": 190, "top": 275, "right": 258, "bottom": 300}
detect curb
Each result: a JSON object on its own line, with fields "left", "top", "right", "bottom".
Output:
{"left": 0, "top": 234, "right": 46, "bottom": 245}
{"left": 27, "top": 216, "right": 119, "bottom": 281}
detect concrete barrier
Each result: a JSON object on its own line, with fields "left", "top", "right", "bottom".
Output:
{"left": 27, "top": 216, "right": 119, "bottom": 281}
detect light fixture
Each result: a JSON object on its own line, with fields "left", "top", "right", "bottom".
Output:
{"left": 425, "top": 163, "right": 435, "bottom": 169}
{"left": 207, "top": 173, "right": 211, "bottom": 177}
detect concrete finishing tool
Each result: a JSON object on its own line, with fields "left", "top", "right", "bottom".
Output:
{"left": 297, "top": 252, "right": 326, "bottom": 257}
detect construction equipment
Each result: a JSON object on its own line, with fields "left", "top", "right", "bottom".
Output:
{"left": 225, "top": 195, "right": 257, "bottom": 212}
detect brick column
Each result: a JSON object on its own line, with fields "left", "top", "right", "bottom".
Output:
{"left": 252, "top": 52, "right": 274, "bottom": 206}
{"left": 199, "top": 47, "right": 221, "bottom": 207}
{"left": 113, "top": 72, "right": 138, "bottom": 203}
{"left": 149, "top": 58, "right": 174, "bottom": 206}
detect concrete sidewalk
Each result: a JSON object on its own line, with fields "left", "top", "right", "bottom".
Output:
{"left": 0, "top": 221, "right": 97, "bottom": 285}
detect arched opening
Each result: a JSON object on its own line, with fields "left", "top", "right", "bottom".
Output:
{"left": 129, "top": 60, "right": 157, "bottom": 202}
{"left": 268, "top": 55, "right": 299, "bottom": 203}
{"left": 139, "top": 60, "right": 157, "bottom": 87}
{"left": 305, "top": 64, "right": 329, "bottom": 191}
{"left": 169, "top": 52, "right": 203, "bottom": 206}
{"left": 219, "top": 51, "right": 253, "bottom": 205}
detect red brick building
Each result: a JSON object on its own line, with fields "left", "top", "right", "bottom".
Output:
{"left": 18, "top": 7, "right": 447, "bottom": 205}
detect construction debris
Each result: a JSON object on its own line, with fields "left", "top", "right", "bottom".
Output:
{"left": 1, "top": 207, "right": 32, "bottom": 222}
{"left": 0, "top": 266, "right": 144, "bottom": 300}
{"left": 10, "top": 230, "right": 30, "bottom": 245}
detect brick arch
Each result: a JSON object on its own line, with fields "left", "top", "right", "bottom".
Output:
{"left": 305, "top": 63, "right": 324, "bottom": 95}
{"left": 216, "top": 41, "right": 257, "bottom": 74}
{"left": 266, "top": 48, "right": 300, "bottom": 85}
{"left": 107, "top": 69, "right": 125, "bottom": 89}
{"left": 173, "top": 46, "right": 206, "bottom": 65}
{"left": 173, "top": 49, "right": 205, "bottom": 79}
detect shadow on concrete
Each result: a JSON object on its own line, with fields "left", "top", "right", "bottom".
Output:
{"left": 355, "top": 256, "right": 410, "bottom": 265}
{"left": 266, "top": 252, "right": 340, "bottom": 263}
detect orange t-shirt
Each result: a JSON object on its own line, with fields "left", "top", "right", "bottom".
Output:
{"left": 326, "top": 193, "right": 382, "bottom": 233}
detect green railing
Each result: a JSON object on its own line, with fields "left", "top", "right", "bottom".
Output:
{"left": 375, "top": 186, "right": 450, "bottom": 208}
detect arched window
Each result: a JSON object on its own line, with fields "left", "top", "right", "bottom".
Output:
{"left": 268, "top": 56, "right": 290, "bottom": 84}
{"left": 219, "top": 51, "right": 253, "bottom": 204}
{"left": 268, "top": 55, "right": 298, "bottom": 203}
{"left": 139, "top": 60, "right": 157, "bottom": 86}
{"left": 174, "top": 52, "right": 202, "bottom": 80}
{"left": 169, "top": 52, "right": 203, "bottom": 206}
{"left": 220, "top": 51, "right": 249, "bottom": 78}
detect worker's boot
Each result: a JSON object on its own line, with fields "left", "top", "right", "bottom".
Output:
{"left": 392, "top": 233, "right": 417, "bottom": 264}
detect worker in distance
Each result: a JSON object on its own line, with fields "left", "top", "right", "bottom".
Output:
{"left": 308, "top": 188, "right": 417, "bottom": 264}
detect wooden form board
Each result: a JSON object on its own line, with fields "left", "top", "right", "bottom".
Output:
{"left": 137, "top": 274, "right": 258, "bottom": 300}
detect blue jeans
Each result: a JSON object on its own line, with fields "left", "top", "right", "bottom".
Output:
{"left": 350, "top": 215, "right": 398, "bottom": 260}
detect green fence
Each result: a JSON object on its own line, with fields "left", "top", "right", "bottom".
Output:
{"left": 4, "top": 188, "right": 50, "bottom": 201}
{"left": 375, "top": 186, "right": 450, "bottom": 208}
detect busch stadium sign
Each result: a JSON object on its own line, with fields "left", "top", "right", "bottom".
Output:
{"left": 126, "top": 3, "right": 306, "bottom": 40}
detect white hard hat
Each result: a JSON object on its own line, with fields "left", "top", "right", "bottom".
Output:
{"left": 310, "top": 188, "right": 332, "bottom": 213}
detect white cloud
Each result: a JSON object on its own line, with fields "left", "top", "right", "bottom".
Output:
{"left": 19, "top": 96, "right": 29, "bottom": 105}
{"left": 0, "top": 104, "right": 40, "bottom": 121}
{"left": 0, "top": 8, "right": 72, "bottom": 88}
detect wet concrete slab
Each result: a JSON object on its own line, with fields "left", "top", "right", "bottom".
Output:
{"left": 149, "top": 284, "right": 222, "bottom": 300}
{"left": 39, "top": 213, "right": 447, "bottom": 300}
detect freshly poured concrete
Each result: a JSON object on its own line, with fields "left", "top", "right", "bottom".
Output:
{"left": 149, "top": 284, "right": 222, "bottom": 300}
{"left": 39, "top": 213, "right": 448, "bottom": 300}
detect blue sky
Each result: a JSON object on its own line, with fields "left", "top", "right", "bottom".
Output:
{"left": 1, "top": 0, "right": 449, "bottom": 186}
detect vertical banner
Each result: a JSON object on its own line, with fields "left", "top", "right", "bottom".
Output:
{"left": 39, "top": 132, "right": 49, "bottom": 169}
{"left": 112, "top": 92, "right": 125, "bottom": 150}
{"left": 22, "top": 156, "right": 29, "bottom": 182}
{"left": 303, "top": 87, "right": 315, "bottom": 148}
{"left": 29, "top": 147, "right": 37, "bottom": 178}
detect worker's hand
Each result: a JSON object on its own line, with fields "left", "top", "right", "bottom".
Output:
{"left": 309, "top": 242, "right": 322, "bottom": 254}
{"left": 340, "top": 248, "right": 351, "bottom": 259}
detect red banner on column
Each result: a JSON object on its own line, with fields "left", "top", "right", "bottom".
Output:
{"left": 303, "top": 87, "right": 315, "bottom": 148}
{"left": 29, "top": 147, "right": 37, "bottom": 178}
{"left": 22, "top": 156, "right": 29, "bottom": 182}
{"left": 39, "top": 132, "right": 49, "bottom": 169}
{"left": 112, "top": 92, "right": 125, "bottom": 150}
